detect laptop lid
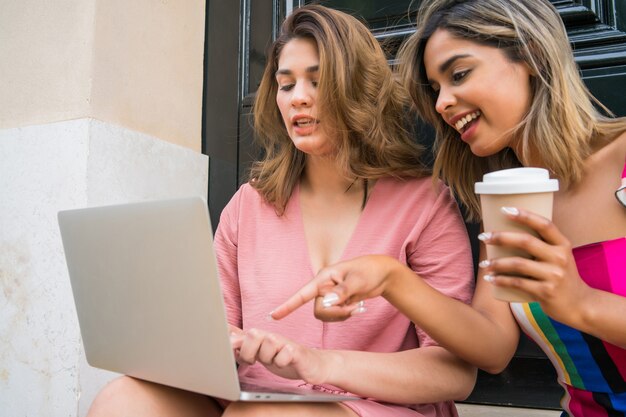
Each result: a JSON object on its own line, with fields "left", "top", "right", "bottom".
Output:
{"left": 58, "top": 197, "right": 357, "bottom": 402}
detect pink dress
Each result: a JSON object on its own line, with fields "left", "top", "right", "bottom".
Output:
{"left": 214, "top": 176, "right": 475, "bottom": 417}
{"left": 510, "top": 159, "right": 626, "bottom": 416}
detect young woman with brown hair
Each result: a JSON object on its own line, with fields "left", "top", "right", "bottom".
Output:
{"left": 85, "top": 5, "right": 476, "bottom": 417}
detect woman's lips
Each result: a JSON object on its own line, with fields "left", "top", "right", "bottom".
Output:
{"left": 291, "top": 116, "right": 319, "bottom": 135}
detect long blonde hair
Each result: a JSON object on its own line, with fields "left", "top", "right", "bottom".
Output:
{"left": 251, "top": 5, "right": 427, "bottom": 214}
{"left": 398, "top": 0, "right": 626, "bottom": 221}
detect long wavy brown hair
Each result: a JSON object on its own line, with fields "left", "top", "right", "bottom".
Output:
{"left": 398, "top": 0, "right": 626, "bottom": 221}
{"left": 251, "top": 5, "right": 428, "bottom": 214}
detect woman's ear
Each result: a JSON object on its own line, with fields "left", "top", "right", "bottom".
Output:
{"left": 517, "top": 38, "right": 542, "bottom": 78}
{"left": 524, "top": 61, "right": 539, "bottom": 77}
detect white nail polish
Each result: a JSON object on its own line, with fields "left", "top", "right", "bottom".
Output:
{"left": 322, "top": 292, "right": 339, "bottom": 308}
{"left": 483, "top": 274, "right": 494, "bottom": 282}
{"left": 478, "top": 232, "right": 492, "bottom": 242}
{"left": 478, "top": 260, "right": 491, "bottom": 268}
{"left": 266, "top": 312, "right": 276, "bottom": 321}
{"left": 350, "top": 307, "right": 367, "bottom": 316}
{"left": 501, "top": 207, "right": 519, "bottom": 216}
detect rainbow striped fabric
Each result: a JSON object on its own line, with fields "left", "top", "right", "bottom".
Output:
{"left": 512, "top": 236, "right": 626, "bottom": 416}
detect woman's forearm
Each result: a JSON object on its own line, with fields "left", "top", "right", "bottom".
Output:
{"left": 381, "top": 257, "right": 519, "bottom": 373}
{"left": 323, "top": 346, "right": 476, "bottom": 404}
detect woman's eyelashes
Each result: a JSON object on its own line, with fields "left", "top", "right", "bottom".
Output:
{"left": 277, "top": 79, "right": 319, "bottom": 92}
{"left": 451, "top": 69, "right": 470, "bottom": 84}
{"left": 428, "top": 69, "right": 470, "bottom": 93}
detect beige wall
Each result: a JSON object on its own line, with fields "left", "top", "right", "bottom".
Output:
{"left": 0, "top": 0, "right": 205, "bottom": 152}
{"left": 0, "top": 0, "right": 95, "bottom": 128}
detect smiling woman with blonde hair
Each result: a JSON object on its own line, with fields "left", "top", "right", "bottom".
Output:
{"left": 400, "top": 0, "right": 626, "bottom": 221}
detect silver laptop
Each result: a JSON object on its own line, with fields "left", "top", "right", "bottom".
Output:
{"left": 58, "top": 197, "right": 358, "bottom": 402}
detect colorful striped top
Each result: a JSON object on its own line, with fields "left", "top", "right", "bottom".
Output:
{"left": 511, "top": 161, "right": 626, "bottom": 417}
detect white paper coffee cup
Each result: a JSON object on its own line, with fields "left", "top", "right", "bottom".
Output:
{"left": 475, "top": 168, "right": 559, "bottom": 302}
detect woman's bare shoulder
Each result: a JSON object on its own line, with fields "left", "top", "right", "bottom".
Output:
{"left": 616, "top": 128, "right": 626, "bottom": 154}
{"left": 593, "top": 128, "right": 626, "bottom": 166}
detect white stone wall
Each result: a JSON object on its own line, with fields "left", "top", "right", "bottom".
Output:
{"left": 0, "top": 118, "right": 209, "bottom": 416}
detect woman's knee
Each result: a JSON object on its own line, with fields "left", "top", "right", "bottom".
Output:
{"left": 87, "top": 376, "right": 148, "bottom": 415}
{"left": 222, "top": 402, "right": 354, "bottom": 417}
{"left": 87, "top": 376, "right": 221, "bottom": 417}
{"left": 99, "top": 376, "right": 146, "bottom": 400}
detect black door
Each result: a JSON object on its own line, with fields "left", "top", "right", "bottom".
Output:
{"left": 203, "top": 0, "right": 626, "bottom": 408}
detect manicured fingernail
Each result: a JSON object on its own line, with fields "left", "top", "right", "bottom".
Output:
{"left": 322, "top": 292, "right": 339, "bottom": 308}
{"left": 478, "top": 232, "right": 492, "bottom": 242}
{"left": 483, "top": 274, "right": 494, "bottom": 282}
{"left": 266, "top": 312, "right": 276, "bottom": 321}
{"left": 501, "top": 207, "right": 519, "bottom": 216}
{"left": 478, "top": 260, "right": 491, "bottom": 268}
{"left": 350, "top": 306, "right": 367, "bottom": 316}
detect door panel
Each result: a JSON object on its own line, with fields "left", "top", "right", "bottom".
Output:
{"left": 203, "top": 0, "right": 277, "bottom": 229}
{"left": 583, "top": 65, "right": 626, "bottom": 116}
{"left": 203, "top": 0, "right": 241, "bottom": 229}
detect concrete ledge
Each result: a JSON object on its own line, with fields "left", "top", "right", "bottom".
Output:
{"left": 457, "top": 403, "right": 561, "bottom": 417}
